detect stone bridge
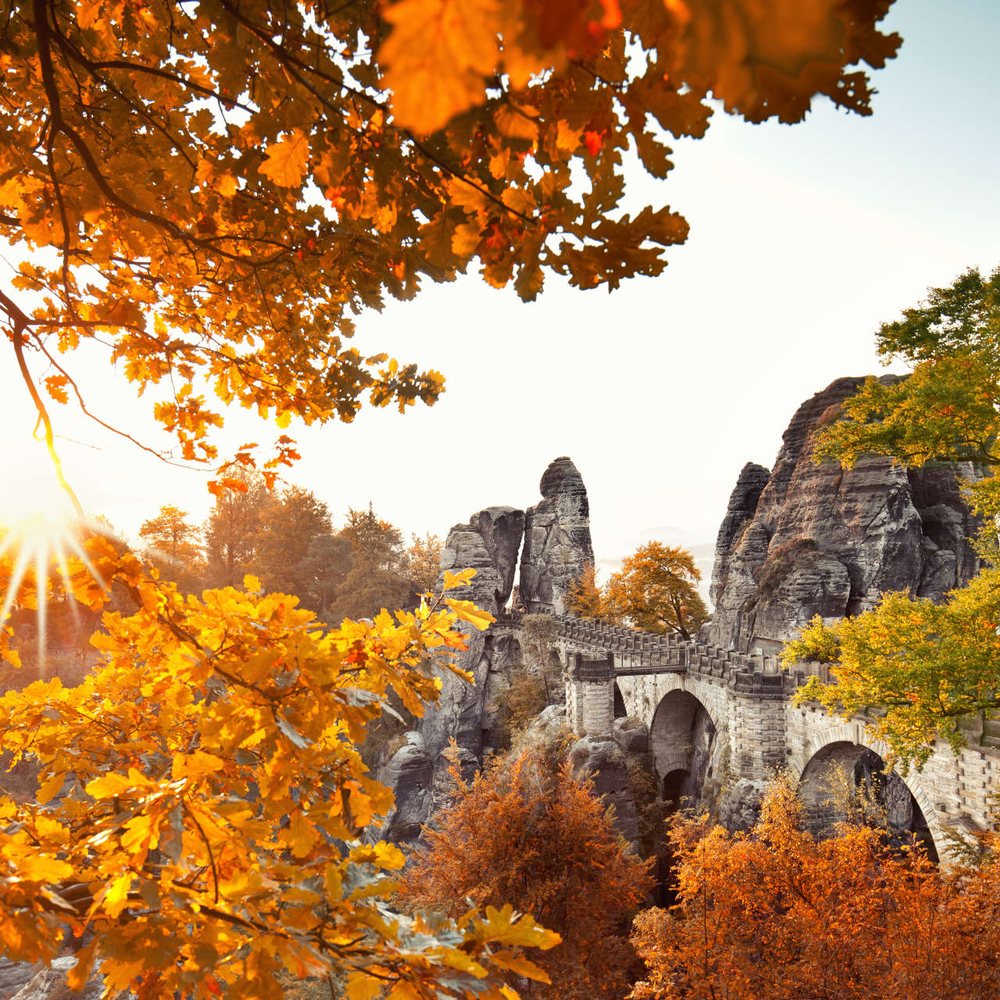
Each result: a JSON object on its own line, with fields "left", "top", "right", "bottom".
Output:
{"left": 494, "top": 612, "right": 1000, "bottom": 859}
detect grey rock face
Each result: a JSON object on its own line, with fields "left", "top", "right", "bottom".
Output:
{"left": 520, "top": 457, "right": 595, "bottom": 614}
{"left": 718, "top": 778, "right": 769, "bottom": 833}
{"left": 707, "top": 377, "right": 981, "bottom": 653}
{"left": 710, "top": 463, "right": 770, "bottom": 607}
{"left": 378, "top": 733, "right": 433, "bottom": 844}
{"left": 420, "top": 507, "right": 525, "bottom": 760}
{"left": 611, "top": 717, "right": 650, "bottom": 756}
{"left": 567, "top": 735, "right": 640, "bottom": 848}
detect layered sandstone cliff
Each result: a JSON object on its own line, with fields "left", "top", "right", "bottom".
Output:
{"left": 383, "top": 459, "right": 595, "bottom": 841}
{"left": 520, "top": 457, "right": 595, "bottom": 614}
{"left": 418, "top": 505, "right": 525, "bottom": 760}
{"left": 706, "top": 376, "right": 982, "bottom": 653}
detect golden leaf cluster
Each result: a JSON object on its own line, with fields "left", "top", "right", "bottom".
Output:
{"left": 1, "top": 0, "right": 900, "bottom": 466}
{"left": 0, "top": 536, "right": 560, "bottom": 1000}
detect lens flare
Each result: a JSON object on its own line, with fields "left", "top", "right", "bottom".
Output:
{"left": 0, "top": 512, "right": 112, "bottom": 679}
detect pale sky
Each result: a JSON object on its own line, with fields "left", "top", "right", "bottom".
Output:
{"left": 3, "top": 0, "right": 999, "bottom": 594}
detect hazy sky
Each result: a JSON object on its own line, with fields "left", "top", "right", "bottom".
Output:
{"left": 3, "top": 0, "right": 999, "bottom": 594}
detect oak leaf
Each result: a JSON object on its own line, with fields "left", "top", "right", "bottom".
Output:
{"left": 260, "top": 131, "right": 311, "bottom": 188}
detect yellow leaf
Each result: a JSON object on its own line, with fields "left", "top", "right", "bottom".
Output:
{"left": 66, "top": 940, "right": 98, "bottom": 992}
{"left": 444, "top": 598, "right": 495, "bottom": 630}
{"left": 286, "top": 810, "right": 319, "bottom": 858}
{"left": 501, "top": 187, "right": 536, "bottom": 216}
{"left": 36, "top": 771, "right": 64, "bottom": 805}
{"left": 76, "top": 0, "right": 104, "bottom": 30}
{"left": 555, "top": 120, "right": 582, "bottom": 153}
{"left": 490, "top": 951, "right": 550, "bottom": 983}
{"left": 172, "top": 750, "right": 225, "bottom": 779}
{"left": 14, "top": 854, "right": 74, "bottom": 883}
{"left": 121, "top": 812, "right": 156, "bottom": 853}
{"left": 344, "top": 972, "right": 383, "bottom": 1000}
{"left": 380, "top": 0, "right": 499, "bottom": 134}
{"left": 494, "top": 104, "right": 538, "bottom": 140}
{"left": 443, "top": 568, "right": 476, "bottom": 590}
{"left": 86, "top": 769, "right": 144, "bottom": 799}
{"left": 452, "top": 222, "right": 482, "bottom": 256}
{"left": 260, "top": 131, "right": 311, "bottom": 187}
{"left": 103, "top": 872, "right": 133, "bottom": 919}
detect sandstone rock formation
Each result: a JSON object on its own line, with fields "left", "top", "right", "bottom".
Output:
{"left": 520, "top": 457, "right": 595, "bottom": 614}
{"left": 378, "top": 732, "right": 433, "bottom": 844}
{"left": 385, "top": 459, "right": 596, "bottom": 841}
{"left": 707, "top": 376, "right": 981, "bottom": 653}
{"left": 418, "top": 506, "right": 525, "bottom": 760}
{"left": 567, "top": 735, "right": 640, "bottom": 849}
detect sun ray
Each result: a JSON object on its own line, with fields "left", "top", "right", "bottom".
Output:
{"left": 0, "top": 512, "right": 122, "bottom": 681}
{"left": 0, "top": 532, "right": 36, "bottom": 627}
{"left": 34, "top": 538, "right": 48, "bottom": 679}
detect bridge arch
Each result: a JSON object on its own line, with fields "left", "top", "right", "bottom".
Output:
{"left": 649, "top": 689, "right": 719, "bottom": 807}
{"left": 793, "top": 729, "right": 942, "bottom": 860}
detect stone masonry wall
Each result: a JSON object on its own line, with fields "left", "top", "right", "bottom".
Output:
{"left": 491, "top": 612, "right": 1000, "bottom": 860}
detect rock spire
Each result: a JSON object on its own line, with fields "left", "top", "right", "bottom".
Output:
{"left": 706, "top": 377, "right": 981, "bottom": 653}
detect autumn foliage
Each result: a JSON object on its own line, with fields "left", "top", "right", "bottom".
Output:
{"left": 2, "top": 0, "right": 901, "bottom": 478}
{"left": 0, "top": 1, "right": 916, "bottom": 996}
{"left": 0, "top": 546, "right": 561, "bottom": 1000}
{"left": 402, "top": 744, "right": 654, "bottom": 1000}
{"left": 630, "top": 778, "right": 1000, "bottom": 1000}
{"left": 567, "top": 544, "right": 708, "bottom": 639}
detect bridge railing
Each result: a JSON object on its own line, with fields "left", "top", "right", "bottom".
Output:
{"left": 494, "top": 611, "right": 838, "bottom": 696}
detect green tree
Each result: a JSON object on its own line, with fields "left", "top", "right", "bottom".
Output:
{"left": 815, "top": 265, "right": 1000, "bottom": 557}
{"left": 139, "top": 505, "right": 205, "bottom": 593}
{"left": 604, "top": 543, "right": 709, "bottom": 639}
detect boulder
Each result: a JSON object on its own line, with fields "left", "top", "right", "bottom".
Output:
{"left": 567, "top": 735, "right": 640, "bottom": 848}
{"left": 520, "top": 457, "right": 595, "bottom": 614}
{"left": 718, "top": 778, "right": 769, "bottom": 833}
{"left": 611, "top": 717, "right": 650, "bottom": 756}
{"left": 378, "top": 733, "right": 433, "bottom": 844}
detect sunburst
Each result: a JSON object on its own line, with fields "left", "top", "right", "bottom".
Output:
{"left": 0, "top": 511, "right": 112, "bottom": 679}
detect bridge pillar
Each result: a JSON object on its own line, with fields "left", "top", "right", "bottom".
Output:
{"left": 567, "top": 653, "right": 615, "bottom": 736}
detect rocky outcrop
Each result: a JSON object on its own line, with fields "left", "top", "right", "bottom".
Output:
{"left": 707, "top": 377, "right": 981, "bottom": 653}
{"left": 378, "top": 732, "right": 433, "bottom": 844}
{"left": 1, "top": 957, "right": 102, "bottom": 1000}
{"left": 418, "top": 507, "right": 524, "bottom": 760}
{"left": 568, "top": 735, "right": 640, "bottom": 848}
{"left": 718, "top": 778, "right": 769, "bottom": 833}
{"left": 709, "top": 463, "right": 770, "bottom": 607}
{"left": 520, "top": 457, "right": 595, "bottom": 614}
